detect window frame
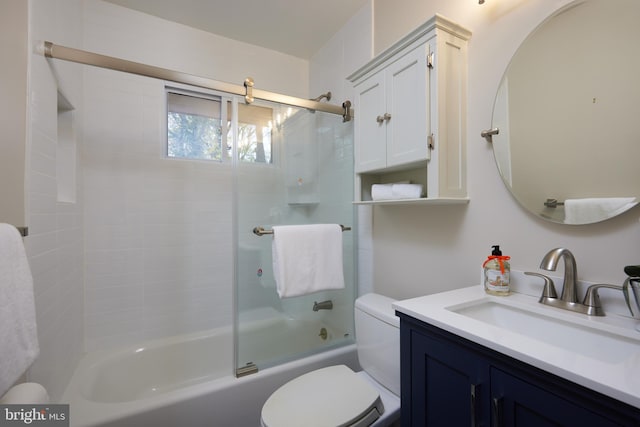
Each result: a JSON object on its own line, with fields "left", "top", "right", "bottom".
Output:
{"left": 164, "top": 86, "right": 231, "bottom": 163}
{"left": 164, "top": 84, "right": 279, "bottom": 167}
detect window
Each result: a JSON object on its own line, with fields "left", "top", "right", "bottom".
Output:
{"left": 166, "top": 88, "right": 274, "bottom": 164}
{"left": 167, "top": 91, "right": 225, "bottom": 161}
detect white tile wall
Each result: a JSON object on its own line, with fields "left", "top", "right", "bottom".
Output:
{"left": 81, "top": 68, "right": 235, "bottom": 352}
{"left": 27, "top": 0, "right": 84, "bottom": 403}
{"left": 79, "top": 0, "right": 312, "bottom": 353}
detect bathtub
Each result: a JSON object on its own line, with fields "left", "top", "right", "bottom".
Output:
{"left": 62, "top": 317, "right": 358, "bottom": 427}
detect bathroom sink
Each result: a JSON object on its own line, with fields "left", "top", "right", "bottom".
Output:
{"left": 447, "top": 299, "right": 640, "bottom": 364}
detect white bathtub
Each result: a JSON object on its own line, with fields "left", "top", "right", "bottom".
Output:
{"left": 62, "top": 318, "right": 358, "bottom": 427}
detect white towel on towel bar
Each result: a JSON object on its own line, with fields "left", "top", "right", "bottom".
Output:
{"left": 272, "top": 224, "right": 345, "bottom": 298}
{"left": 0, "top": 224, "right": 39, "bottom": 396}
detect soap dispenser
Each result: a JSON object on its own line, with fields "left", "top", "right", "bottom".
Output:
{"left": 483, "top": 245, "right": 511, "bottom": 296}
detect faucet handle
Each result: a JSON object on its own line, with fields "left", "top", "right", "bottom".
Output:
{"left": 525, "top": 272, "right": 558, "bottom": 301}
{"left": 582, "top": 284, "right": 624, "bottom": 316}
{"left": 622, "top": 278, "right": 639, "bottom": 317}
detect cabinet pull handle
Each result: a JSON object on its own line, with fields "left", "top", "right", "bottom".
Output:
{"left": 470, "top": 384, "right": 479, "bottom": 427}
{"left": 492, "top": 396, "right": 504, "bottom": 427}
{"left": 376, "top": 115, "right": 385, "bottom": 124}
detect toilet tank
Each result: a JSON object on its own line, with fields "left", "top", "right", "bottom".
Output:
{"left": 355, "top": 293, "right": 400, "bottom": 396}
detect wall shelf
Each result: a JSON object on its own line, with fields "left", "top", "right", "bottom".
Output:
{"left": 353, "top": 198, "right": 469, "bottom": 206}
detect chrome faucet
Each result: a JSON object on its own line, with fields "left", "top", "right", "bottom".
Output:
{"left": 313, "top": 300, "right": 333, "bottom": 311}
{"left": 539, "top": 247, "right": 579, "bottom": 303}
{"left": 528, "top": 248, "right": 629, "bottom": 316}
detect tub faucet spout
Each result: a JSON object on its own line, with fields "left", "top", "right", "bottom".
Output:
{"left": 539, "top": 247, "right": 579, "bottom": 303}
{"left": 313, "top": 300, "right": 333, "bottom": 311}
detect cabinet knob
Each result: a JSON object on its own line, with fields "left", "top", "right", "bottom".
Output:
{"left": 376, "top": 113, "right": 392, "bottom": 124}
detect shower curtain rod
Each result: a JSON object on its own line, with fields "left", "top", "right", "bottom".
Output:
{"left": 41, "top": 41, "right": 353, "bottom": 121}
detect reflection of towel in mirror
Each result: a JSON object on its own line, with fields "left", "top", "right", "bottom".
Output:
{"left": 272, "top": 224, "right": 345, "bottom": 298}
{"left": 564, "top": 197, "right": 638, "bottom": 224}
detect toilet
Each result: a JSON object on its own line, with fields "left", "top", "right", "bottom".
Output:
{"left": 261, "top": 293, "right": 400, "bottom": 427}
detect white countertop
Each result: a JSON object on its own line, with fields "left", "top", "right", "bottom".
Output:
{"left": 393, "top": 285, "right": 640, "bottom": 409}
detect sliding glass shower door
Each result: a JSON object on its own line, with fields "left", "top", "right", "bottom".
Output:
{"left": 234, "top": 100, "right": 355, "bottom": 376}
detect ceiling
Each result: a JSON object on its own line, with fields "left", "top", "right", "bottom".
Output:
{"left": 102, "top": 0, "right": 369, "bottom": 59}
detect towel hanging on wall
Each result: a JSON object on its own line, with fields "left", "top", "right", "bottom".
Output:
{"left": 0, "top": 224, "right": 39, "bottom": 396}
{"left": 272, "top": 224, "right": 345, "bottom": 298}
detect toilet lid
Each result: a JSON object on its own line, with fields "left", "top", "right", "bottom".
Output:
{"left": 261, "top": 365, "right": 383, "bottom": 427}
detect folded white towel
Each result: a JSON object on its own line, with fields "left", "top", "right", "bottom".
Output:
{"left": 564, "top": 197, "right": 638, "bottom": 224}
{"left": 391, "top": 183, "right": 423, "bottom": 199}
{"left": 371, "top": 184, "right": 394, "bottom": 200}
{"left": 0, "top": 224, "right": 39, "bottom": 396}
{"left": 371, "top": 183, "right": 424, "bottom": 200}
{"left": 272, "top": 224, "right": 345, "bottom": 298}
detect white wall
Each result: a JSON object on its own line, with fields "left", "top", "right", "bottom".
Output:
{"left": 27, "top": 0, "right": 85, "bottom": 403}
{"left": 83, "top": 0, "right": 310, "bottom": 99}
{"left": 312, "top": 0, "right": 640, "bottom": 301}
{"left": 0, "top": 1, "right": 27, "bottom": 228}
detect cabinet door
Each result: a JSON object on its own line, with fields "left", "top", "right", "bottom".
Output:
{"left": 403, "top": 327, "right": 489, "bottom": 427}
{"left": 385, "top": 45, "right": 430, "bottom": 169}
{"left": 354, "top": 72, "right": 387, "bottom": 173}
{"left": 491, "top": 368, "right": 623, "bottom": 427}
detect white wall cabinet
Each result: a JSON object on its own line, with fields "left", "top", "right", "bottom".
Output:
{"left": 354, "top": 45, "right": 429, "bottom": 173}
{"left": 348, "top": 15, "right": 471, "bottom": 204}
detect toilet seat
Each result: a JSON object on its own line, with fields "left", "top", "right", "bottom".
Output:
{"left": 261, "top": 365, "right": 384, "bottom": 427}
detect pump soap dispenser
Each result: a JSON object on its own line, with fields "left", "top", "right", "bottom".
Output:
{"left": 483, "top": 245, "right": 511, "bottom": 296}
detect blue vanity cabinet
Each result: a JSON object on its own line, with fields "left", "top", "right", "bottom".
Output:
{"left": 398, "top": 313, "right": 640, "bottom": 427}
{"left": 401, "top": 316, "right": 489, "bottom": 426}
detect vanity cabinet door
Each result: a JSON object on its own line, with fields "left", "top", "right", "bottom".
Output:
{"left": 490, "top": 368, "right": 621, "bottom": 427}
{"left": 401, "top": 323, "right": 489, "bottom": 427}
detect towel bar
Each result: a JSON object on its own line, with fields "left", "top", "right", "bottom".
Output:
{"left": 253, "top": 225, "right": 351, "bottom": 236}
{"left": 544, "top": 199, "right": 564, "bottom": 208}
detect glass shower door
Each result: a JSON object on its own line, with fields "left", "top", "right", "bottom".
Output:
{"left": 234, "top": 100, "right": 355, "bottom": 376}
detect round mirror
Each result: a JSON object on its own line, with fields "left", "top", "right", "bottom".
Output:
{"left": 490, "top": 0, "right": 640, "bottom": 224}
